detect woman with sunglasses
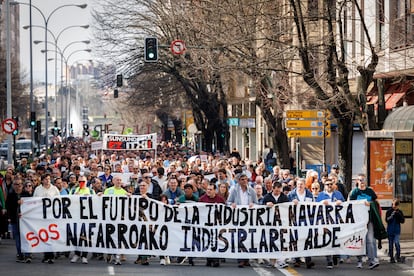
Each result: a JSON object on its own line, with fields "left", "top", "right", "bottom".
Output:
{"left": 23, "top": 181, "right": 34, "bottom": 197}
{"left": 99, "top": 166, "right": 113, "bottom": 188}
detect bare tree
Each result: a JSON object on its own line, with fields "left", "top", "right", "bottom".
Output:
{"left": 288, "top": 0, "right": 379, "bottom": 189}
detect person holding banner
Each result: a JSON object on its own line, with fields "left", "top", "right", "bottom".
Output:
{"left": 6, "top": 178, "right": 32, "bottom": 263}
{"left": 70, "top": 175, "right": 95, "bottom": 264}
{"left": 349, "top": 174, "right": 380, "bottom": 269}
{"left": 33, "top": 174, "right": 60, "bottom": 264}
{"left": 288, "top": 178, "right": 315, "bottom": 269}
{"left": 316, "top": 179, "right": 345, "bottom": 269}
{"left": 162, "top": 176, "right": 183, "bottom": 205}
{"left": 102, "top": 175, "right": 130, "bottom": 265}
{"left": 227, "top": 173, "right": 258, "bottom": 268}
{"left": 262, "top": 181, "right": 289, "bottom": 269}
{"left": 133, "top": 181, "right": 156, "bottom": 266}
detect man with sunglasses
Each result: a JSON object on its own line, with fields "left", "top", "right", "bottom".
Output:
{"left": 134, "top": 171, "right": 162, "bottom": 200}
{"left": 316, "top": 179, "right": 345, "bottom": 269}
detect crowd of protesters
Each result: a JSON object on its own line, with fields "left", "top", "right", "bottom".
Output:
{"left": 0, "top": 137, "right": 399, "bottom": 270}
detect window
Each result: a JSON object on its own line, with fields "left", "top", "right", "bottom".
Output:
{"left": 390, "top": 0, "right": 414, "bottom": 49}
{"left": 377, "top": 0, "right": 386, "bottom": 49}
{"left": 308, "top": 0, "right": 318, "bottom": 20}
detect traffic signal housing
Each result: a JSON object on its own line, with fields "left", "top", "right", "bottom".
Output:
{"left": 30, "top": 111, "right": 36, "bottom": 127}
{"left": 12, "top": 117, "right": 19, "bottom": 136}
{"left": 144, "top": 37, "right": 158, "bottom": 62}
{"left": 35, "top": 120, "right": 41, "bottom": 143}
{"left": 114, "top": 89, "right": 119, "bottom": 98}
{"left": 116, "top": 74, "right": 123, "bottom": 87}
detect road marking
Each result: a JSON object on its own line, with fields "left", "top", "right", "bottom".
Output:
{"left": 107, "top": 266, "right": 115, "bottom": 275}
{"left": 252, "top": 264, "right": 300, "bottom": 276}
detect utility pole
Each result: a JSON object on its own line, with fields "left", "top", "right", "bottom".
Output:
{"left": 6, "top": 0, "right": 13, "bottom": 165}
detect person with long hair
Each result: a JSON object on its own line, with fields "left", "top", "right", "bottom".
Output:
{"left": 218, "top": 182, "right": 229, "bottom": 200}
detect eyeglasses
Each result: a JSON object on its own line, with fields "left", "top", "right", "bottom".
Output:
{"left": 311, "top": 188, "right": 318, "bottom": 190}
{"left": 325, "top": 183, "right": 333, "bottom": 186}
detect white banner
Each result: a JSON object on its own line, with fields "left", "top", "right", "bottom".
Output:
{"left": 20, "top": 196, "right": 369, "bottom": 258}
{"left": 102, "top": 133, "right": 157, "bottom": 150}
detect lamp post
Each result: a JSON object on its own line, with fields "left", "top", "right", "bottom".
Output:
{"left": 23, "top": 24, "right": 89, "bottom": 125}
{"left": 12, "top": 1, "right": 87, "bottom": 149}
{"left": 65, "top": 49, "right": 92, "bottom": 137}
{"left": 40, "top": 43, "right": 91, "bottom": 137}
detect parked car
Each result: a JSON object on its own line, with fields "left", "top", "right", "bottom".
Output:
{"left": 15, "top": 139, "right": 34, "bottom": 159}
{"left": 0, "top": 142, "right": 8, "bottom": 159}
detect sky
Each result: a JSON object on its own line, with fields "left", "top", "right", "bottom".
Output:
{"left": 18, "top": 0, "right": 94, "bottom": 82}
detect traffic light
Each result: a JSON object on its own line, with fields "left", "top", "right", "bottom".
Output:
{"left": 30, "top": 111, "right": 36, "bottom": 127}
{"left": 182, "top": 129, "right": 187, "bottom": 137}
{"left": 83, "top": 124, "right": 89, "bottom": 136}
{"left": 144, "top": 37, "right": 158, "bottom": 62}
{"left": 12, "top": 116, "right": 19, "bottom": 136}
{"left": 114, "top": 89, "right": 119, "bottom": 98}
{"left": 35, "top": 120, "right": 41, "bottom": 143}
{"left": 116, "top": 74, "right": 123, "bottom": 87}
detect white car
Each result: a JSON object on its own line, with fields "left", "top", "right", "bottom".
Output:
{"left": 15, "top": 139, "right": 34, "bottom": 159}
{"left": 0, "top": 143, "right": 8, "bottom": 159}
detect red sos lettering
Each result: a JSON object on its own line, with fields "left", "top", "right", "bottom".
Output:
{"left": 26, "top": 224, "right": 60, "bottom": 248}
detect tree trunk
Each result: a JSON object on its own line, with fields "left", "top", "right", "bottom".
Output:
{"left": 337, "top": 117, "right": 354, "bottom": 192}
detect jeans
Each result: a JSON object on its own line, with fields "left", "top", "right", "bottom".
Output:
{"left": 11, "top": 223, "right": 21, "bottom": 256}
{"left": 388, "top": 233, "right": 401, "bottom": 259}
{"left": 358, "top": 222, "right": 377, "bottom": 263}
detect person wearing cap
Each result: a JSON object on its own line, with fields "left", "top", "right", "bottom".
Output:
{"left": 67, "top": 173, "right": 78, "bottom": 194}
{"left": 262, "top": 181, "right": 289, "bottom": 269}
{"left": 331, "top": 164, "right": 345, "bottom": 185}
{"left": 227, "top": 173, "right": 258, "bottom": 268}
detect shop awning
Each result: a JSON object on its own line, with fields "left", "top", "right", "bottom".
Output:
{"left": 366, "top": 80, "right": 413, "bottom": 109}
{"left": 385, "top": 92, "right": 405, "bottom": 110}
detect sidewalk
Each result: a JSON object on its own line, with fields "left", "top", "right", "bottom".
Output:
{"left": 378, "top": 239, "right": 414, "bottom": 267}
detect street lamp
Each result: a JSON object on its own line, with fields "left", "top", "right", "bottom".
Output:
{"left": 39, "top": 43, "right": 91, "bottom": 138}
{"left": 24, "top": 25, "right": 89, "bottom": 125}
{"left": 64, "top": 49, "right": 92, "bottom": 136}
{"left": 12, "top": 1, "right": 88, "bottom": 149}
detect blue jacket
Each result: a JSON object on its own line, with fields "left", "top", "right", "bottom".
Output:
{"left": 386, "top": 208, "right": 405, "bottom": 235}
{"left": 316, "top": 190, "right": 345, "bottom": 202}
{"left": 288, "top": 188, "right": 313, "bottom": 202}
